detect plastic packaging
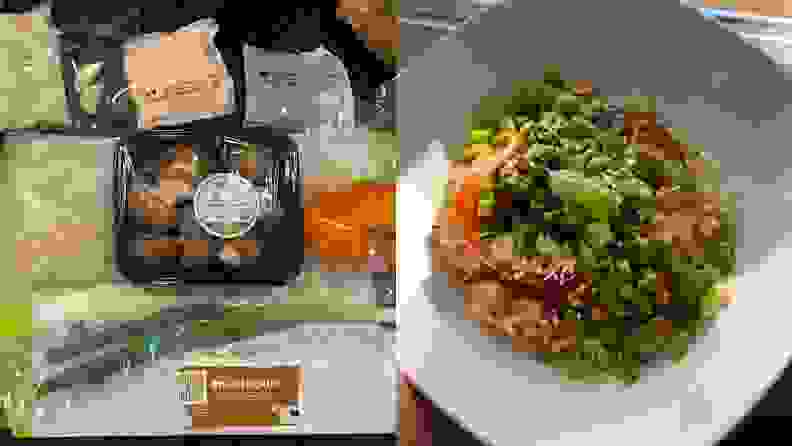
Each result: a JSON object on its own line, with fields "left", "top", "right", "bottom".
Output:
{"left": 113, "top": 125, "right": 303, "bottom": 285}
{"left": 243, "top": 44, "right": 355, "bottom": 131}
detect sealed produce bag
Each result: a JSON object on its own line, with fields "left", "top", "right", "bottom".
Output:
{"left": 0, "top": 12, "right": 68, "bottom": 129}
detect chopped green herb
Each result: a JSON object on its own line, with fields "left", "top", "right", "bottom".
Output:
{"left": 462, "top": 66, "right": 737, "bottom": 384}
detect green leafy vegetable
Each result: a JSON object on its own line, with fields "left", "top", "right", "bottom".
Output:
{"left": 550, "top": 170, "right": 620, "bottom": 221}
{"left": 463, "top": 65, "right": 737, "bottom": 385}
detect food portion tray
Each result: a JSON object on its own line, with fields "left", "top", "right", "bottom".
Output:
{"left": 113, "top": 126, "right": 303, "bottom": 286}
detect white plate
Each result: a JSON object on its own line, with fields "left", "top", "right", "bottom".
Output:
{"left": 396, "top": 1, "right": 792, "bottom": 445}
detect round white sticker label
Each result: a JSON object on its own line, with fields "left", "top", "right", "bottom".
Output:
{"left": 194, "top": 173, "right": 260, "bottom": 239}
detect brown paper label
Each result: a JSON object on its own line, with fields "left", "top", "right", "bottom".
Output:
{"left": 184, "top": 365, "right": 303, "bottom": 430}
{"left": 125, "top": 30, "right": 230, "bottom": 128}
{"left": 702, "top": 0, "right": 792, "bottom": 17}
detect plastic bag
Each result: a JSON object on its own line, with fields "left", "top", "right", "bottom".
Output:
{"left": 243, "top": 44, "right": 355, "bottom": 131}
{"left": 0, "top": 13, "right": 67, "bottom": 129}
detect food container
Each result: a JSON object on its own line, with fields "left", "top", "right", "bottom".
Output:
{"left": 113, "top": 125, "right": 303, "bottom": 285}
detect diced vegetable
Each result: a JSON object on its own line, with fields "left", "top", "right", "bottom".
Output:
{"left": 471, "top": 129, "right": 494, "bottom": 145}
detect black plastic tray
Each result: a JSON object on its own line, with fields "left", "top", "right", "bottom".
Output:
{"left": 113, "top": 125, "right": 304, "bottom": 286}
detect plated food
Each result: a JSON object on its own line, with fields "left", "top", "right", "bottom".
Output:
{"left": 432, "top": 67, "right": 737, "bottom": 384}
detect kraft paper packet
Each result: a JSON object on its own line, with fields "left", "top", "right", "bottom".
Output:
{"left": 187, "top": 365, "right": 303, "bottom": 429}
{"left": 0, "top": 13, "right": 67, "bottom": 129}
{"left": 124, "top": 18, "right": 235, "bottom": 129}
